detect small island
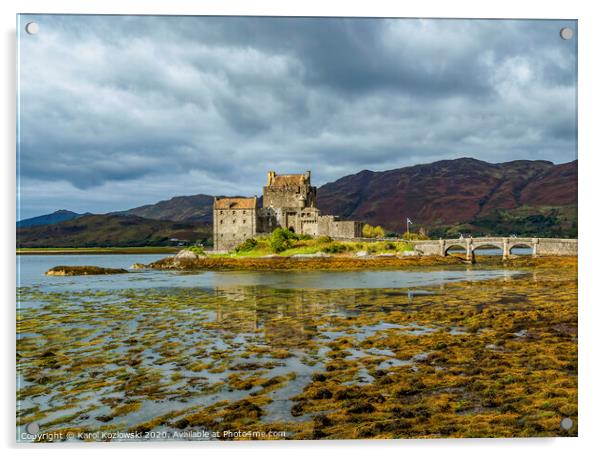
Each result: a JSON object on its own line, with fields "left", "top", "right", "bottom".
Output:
{"left": 45, "top": 266, "right": 129, "bottom": 276}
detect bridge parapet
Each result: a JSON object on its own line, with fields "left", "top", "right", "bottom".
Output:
{"left": 411, "top": 237, "right": 577, "bottom": 260}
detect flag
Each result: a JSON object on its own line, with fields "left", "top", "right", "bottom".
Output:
{"left": 407, "top": 218, "right": 413, "bottom": 225}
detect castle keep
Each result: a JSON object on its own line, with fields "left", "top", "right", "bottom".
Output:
{"left": 213, "top": 171, "right": 362, "bottom": 251}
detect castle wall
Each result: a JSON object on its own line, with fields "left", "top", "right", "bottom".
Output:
{"left": 263, "top": 186, "right": 317, "bottom": 209}
{"left": 213, "top": 207, "right": 257, "bottom": 251}
{"left": 256, "top": 207, "right": 278, "bottom": 234}
{"left": 331, "top": 221, "right": 363, "bottom": 238}
{"left": 317, "top": 215, "right": 335, "bottom": 237}
{"left": 316, "top": 215, "right": 362, "bottom": 238}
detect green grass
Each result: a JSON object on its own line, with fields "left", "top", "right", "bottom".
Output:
{"left": 209, "top": 234, "right": 414, "bottom": 258}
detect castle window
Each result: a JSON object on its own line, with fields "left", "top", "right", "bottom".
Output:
{"left": 243, "top": 219, "right": 246, "bottom": 224}
{"left": 243, "top": 210, "right": 246, "bottom": 215}
{"left": 233, "top": 219, "right": 236, "bottom": 224}
{"left": 220, "top": 220, "right": 223, "bottom": 224}
{"left": 220, "top": 211, "right": 223, "bottom": 215}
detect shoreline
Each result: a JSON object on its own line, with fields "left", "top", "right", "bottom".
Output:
{"left": 146, "top": 254, "right": 576, "bottom": 272}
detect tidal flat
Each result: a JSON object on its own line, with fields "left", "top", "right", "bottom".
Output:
{"left": 16, "top": 257, "right": 577, "bottom": 441}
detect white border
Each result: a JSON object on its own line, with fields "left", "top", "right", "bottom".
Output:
{"left": 2, "top": 1, "right": 601, "bottom": 457}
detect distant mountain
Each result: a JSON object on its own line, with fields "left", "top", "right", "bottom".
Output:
{"left": 16, "top": 158, "right": 577, "bottom": 247}
{"left": 120, "top": 194, "right": 214, "bottom": 223}
{"left": 317, "top": 158, "right": 577, "bottom": 237}
{"left": 16, "top": 209, "right": 84, "bottom": 228}
{"left": 17, "top": 214, "right": 212, "bottom": 248}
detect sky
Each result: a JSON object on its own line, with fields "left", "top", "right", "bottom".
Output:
{"left": 17, "top": 15, "right": 577, "bottom": 220}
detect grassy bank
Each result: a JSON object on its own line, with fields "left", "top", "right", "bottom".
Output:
{"left": 150, "top": 254, "right": 469, "bottom": 271}
{"left": 215, "top": 229, "right": 415, "bottom": 258}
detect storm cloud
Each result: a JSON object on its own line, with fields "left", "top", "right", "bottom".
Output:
{"left": 17, "top": 15, "right": 577, "bottom": 219}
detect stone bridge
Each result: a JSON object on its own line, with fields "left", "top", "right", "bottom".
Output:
{"left": 411, "top": 237, "right": 578, "bottom": 261}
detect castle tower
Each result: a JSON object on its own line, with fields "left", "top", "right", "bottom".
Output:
{"left": 262, "top": 171, "right": 317, "bottom": 209}
{"left": 213, "top": 197, "right": 258, "bottom": 251}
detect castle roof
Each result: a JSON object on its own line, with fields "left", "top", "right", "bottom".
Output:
{"left": 214, "top": 197, "right": 257, "bottom": 210}
{"left": 267, "top": 173, "right": 309, "bottom": 187}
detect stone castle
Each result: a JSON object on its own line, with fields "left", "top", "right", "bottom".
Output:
{"left": 213, "top": 171, "right": 362, "bottom": 251}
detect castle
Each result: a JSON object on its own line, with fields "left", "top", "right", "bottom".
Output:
{"left": 213, "top": 171, "right": 362, "bottom": 251}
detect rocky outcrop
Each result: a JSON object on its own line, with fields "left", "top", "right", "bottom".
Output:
{"left": 290, "top": 252, "right": 330, "bottom": 258}
{"left": 175, "top": 249, "right": 203, "bottom": 260}
{"left": 45, "top": 266, "right": 128, "bottom": 276}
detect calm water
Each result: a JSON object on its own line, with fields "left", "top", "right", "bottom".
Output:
{"left": 17, "top": 254, "right": 525, "bottom": 441}
{"left": 16, "top": 254, "right": 521, "bottom": 296}
{"left": 449, "top": 247, "right": 533, "bottom": 256}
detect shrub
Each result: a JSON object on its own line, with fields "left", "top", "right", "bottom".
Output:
{"left": 316, "top": 235, "right": 333, "bottom": 244}
{"left": 363, "top": 224, "right": 385, "bottom": 238}
{"left": 362, "top": 224, "right": 375, "bottom": 238}
{"left": 235, "top": 238, "right": 258, "bottom": 253}
{"left": 297, "top": 233, "right": 313, "bottom": 241}
{"left": 269, "top": 227, "right": 297, "bottom": 253}
{"left": 373, "top": 226, "right": 385, "bottom": 238}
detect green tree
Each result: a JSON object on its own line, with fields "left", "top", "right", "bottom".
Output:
{"left": 373, "top": 226, "right": 385, "bottom": 238}
{"left": 269, "top": 227, "right": 297, "bottom": 253}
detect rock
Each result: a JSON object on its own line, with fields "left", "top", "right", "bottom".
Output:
{"left": 356, "top": 250, "right": 369, "bottom": 257}
{"left": 402, "top": 251, "right": 419, "bottom": 257}
{"left": 376, "top": 253, "right": 396, "bottom": 257}
{"left": 175, "top": 249, "right": 202, "bottom": 260}
{"left": 130, "top": 263, "right": 147, "bottom": 269}
{"left": 290, "top": 252, "right": 330, "bottom": 258}
{"left": 45, "top": 266, "right": 128, "bottom": 276}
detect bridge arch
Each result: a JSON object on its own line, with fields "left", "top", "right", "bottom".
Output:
{"left": 472, "top": 243, "right": 503, "bottom": 257}
{"left": 508, "top": 242, "right": 533, "bottom": 255}
{"left": 472, "top": 241, "right": 503, "bottom": 251}
{"left": 444, "top": 243, "right": 467, "bottom": 256}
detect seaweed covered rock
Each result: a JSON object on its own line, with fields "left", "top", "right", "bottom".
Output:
{"left": 45, "top": 266, "right": 128, "bottom": 276}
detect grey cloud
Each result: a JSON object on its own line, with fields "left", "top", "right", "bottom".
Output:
{"left": 17, "top": 15, "right": 577, "bottom": 219}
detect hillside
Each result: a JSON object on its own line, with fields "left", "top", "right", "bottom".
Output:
{"left": 17, "top": 214, "right": 212, "bottom": 248}
{"left": 17, "top": 209, "right": 84, "bottom": 228}
{"left": 317, "top": 158, "right": 577, "bottom": 237}
{"left": 120, "top": 194, "right": 214, "bottom": 223}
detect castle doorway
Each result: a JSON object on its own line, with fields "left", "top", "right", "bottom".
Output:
{"left": 288, "top": 226, "right": 295, "bottom": 233}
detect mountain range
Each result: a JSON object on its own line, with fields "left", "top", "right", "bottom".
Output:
{"left": 17, "top": 214, "right": 212, "bottom": 248}
{"left": 16, "top": 209, "right": 85, "bottom": 228}
{"left": 16, "top": 158, "right": 577, "bottom": 247}
{"left": 317, "top": 158, "right": 577, "bottom": 237}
